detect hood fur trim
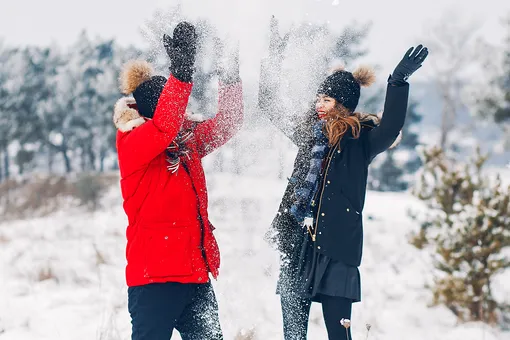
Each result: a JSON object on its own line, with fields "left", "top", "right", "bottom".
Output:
{"left": 119, "top": 60, "right": 154, "bottom": 95}
{"left": 113, "top": 98, "right": 207, "bottom": 132}
{"left": 359, "top": 112, "right": 402, "bottom": 149}
{"left": 113, "top": 97, "right": 145, "bottom": 132}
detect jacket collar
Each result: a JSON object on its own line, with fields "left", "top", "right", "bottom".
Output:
{"left": 112, "top": 96, "right": 207, "bottom": 133}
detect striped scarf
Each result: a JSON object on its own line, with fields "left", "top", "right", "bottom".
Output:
{"left": 165, "top": 127, "right": 195, "bottom": 173}
{"left": 290, "top": 120, "right": 328, "bottom": 224}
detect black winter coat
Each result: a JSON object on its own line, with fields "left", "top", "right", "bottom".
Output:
{"left": 259, "top": 61, "right": 409, "bottom": 270}
{"left": 312, "top": 83, "right": 408, "bottom": 266}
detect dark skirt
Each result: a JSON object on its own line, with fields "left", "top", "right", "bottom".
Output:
{"left": 298, "top": 232, "right": 361, "bottom": 303}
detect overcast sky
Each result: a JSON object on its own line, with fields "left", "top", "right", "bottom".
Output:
{"left": 1, "top": 0, "right": 510, "bottom": 81}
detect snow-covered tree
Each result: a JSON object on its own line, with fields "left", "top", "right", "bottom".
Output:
{"left": 475, "top": 16, "right": 510, "bottom": 150}
{"left": 424, "top": 12, "right": 480, "bottom": 150}
{"left": 44, "top": 32, "right": 139, "bottom": 173}
{"left": 3, "top": 46, "right": 58, "bottom": 175}
{"left": 0, "top": 44, "right": 18, "bottom": 180}
{"left": 410, "top": 146, "right": 510, "bottom": 324}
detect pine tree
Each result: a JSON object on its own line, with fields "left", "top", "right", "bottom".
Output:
{"left": 93, "top": 40, "right": 121, "bottom": 172}
{"left": 7, "top": 47, "right": 56, "bottom": 175}
{"left": 44, "top": 32, "right": 136, "bottom": 173}
{"left": 369, "top": 100, "right": 423, "bottom": 191}
{"left": 400, "top": 100, "right": 423, "bottom": 173}
{"left": 372, "top": 149, "right": 406, "bottom": 191}
{"left": 45, "top": 32, "right": 91, "bottom": 173}
{"left": 68, "top": 36, "right": 127, "bottom": 172}
{"left": 68, "top": 32, "right": 103, "bottom": 171}
{"left": 0, "top": 44, "right": 16, "bottom": 181}
{"left": 410, "top": 146, "right": 510, "bottom": 324}
{"left": 476, "top": 17, "right": 510, "bottom": 148}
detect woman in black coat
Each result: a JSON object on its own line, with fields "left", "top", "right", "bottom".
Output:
{"left": 258, "top": 18, "right": 428, "bottom": 340}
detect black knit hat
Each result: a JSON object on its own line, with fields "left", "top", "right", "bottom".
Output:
{"left": 132, "top": 76, "right": 167, "bottom": 119}
{"left": 317, "top": 67, "right": 376, "bottom": 112}
{"left": 119, "top": 60, "right": 167, "bottom": 119}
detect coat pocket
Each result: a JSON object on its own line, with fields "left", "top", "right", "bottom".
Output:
{"left": 336, "top": 192, "right": 361, "bottom": 223}
{"left": 143, "top": 226, "right": 193, "bottom": 278}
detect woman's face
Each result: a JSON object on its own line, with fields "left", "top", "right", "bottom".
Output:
{"left": 315, "top": 94, "right": 337, "bottom": 119}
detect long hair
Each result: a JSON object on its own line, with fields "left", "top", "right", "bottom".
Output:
{"left": 319, "top": 65, "right": 377, "bottom": 146}
{"left": 323, "top": 104, "right": 361, "bottom": 146}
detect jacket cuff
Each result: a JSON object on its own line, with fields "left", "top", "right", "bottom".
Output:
{"left": 387, "top": 74, "right": 408, "bottom": 87}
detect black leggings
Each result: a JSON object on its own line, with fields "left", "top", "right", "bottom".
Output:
{"left": 281, "top": 292, "right": 353, "bottom": 340}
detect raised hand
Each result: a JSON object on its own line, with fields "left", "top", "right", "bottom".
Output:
{"left": 389, "top": 44, "right": 429, "bottom": 86}
{"left": 163, "top": 21, "right": 198, "bottom": 83}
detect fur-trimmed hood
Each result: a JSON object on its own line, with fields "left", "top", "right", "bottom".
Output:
{"left": 113, "top": 97, "right": 146, "bottom": 133}
{"left": 359, "top": 112, "right": 402, "bottom": 149}
{"left": 113, "top": 96, "right": 206, "bottom": 133}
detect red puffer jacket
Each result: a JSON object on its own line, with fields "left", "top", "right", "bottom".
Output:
{"left": 114, "top": 75, "right": 243, "bottom": 287}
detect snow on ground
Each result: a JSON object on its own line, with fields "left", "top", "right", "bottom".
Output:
{"left": 0, "top": 172, "right": 509, "bottom": 340}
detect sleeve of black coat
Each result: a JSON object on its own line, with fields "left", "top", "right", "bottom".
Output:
{"left": 258, "top": 57, "right": 301, "bottom": 145}
{"left": 366, "top": 83, "right": 410, "bottom": 160}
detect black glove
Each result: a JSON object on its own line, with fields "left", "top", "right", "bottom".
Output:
{"left": 163, "top": 22, "right": 198, "bottom": 83}
{"left": 269, "top": 15, "right": 290, "bottom": 60}
{"left": 389, "top": 44, "right": 429, "bottom": 86}
{"left": 214, "top": 37, "right": 240, "bottom": 84}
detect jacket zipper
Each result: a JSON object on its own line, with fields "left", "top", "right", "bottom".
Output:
{"left": 181, "top": 163, "right": 212, "bottom": 274}
{"left": 311, "top": 145, "right": 336, "bottom": 207}
{"left": 197, "top": 214, "right": 210, "bottom": 274}
{"left": 313, "top": 142, "right": 340, "bottom": 240}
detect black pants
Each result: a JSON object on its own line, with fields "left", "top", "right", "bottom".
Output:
{"left": 128, "top": 281, "right": 223, "bottom": 340}
{"left": 281, "top": 291, "right": 353, "bottom": 340}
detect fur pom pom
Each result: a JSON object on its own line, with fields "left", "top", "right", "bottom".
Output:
{"left": 352, "top": 65, "right": 376, "bottom": 87}
{"left": 119, "top": 60, "right": 154, "bottom": 94}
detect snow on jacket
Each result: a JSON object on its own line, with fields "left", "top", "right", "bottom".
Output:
{"left": 114, "top": 74, "right": 243, "bottom": 287}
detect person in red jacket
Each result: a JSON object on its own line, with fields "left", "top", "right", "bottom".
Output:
{"left": 113, "top": 22, "right": 243, "bottom": 340}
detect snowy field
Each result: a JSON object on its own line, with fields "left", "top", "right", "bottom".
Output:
{"left": 0, "top": 172, "right": 509, "bottom": 340}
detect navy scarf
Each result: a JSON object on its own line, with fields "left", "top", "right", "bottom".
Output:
{"left": 290, "top": 120, "right": 328, "bottom": 224}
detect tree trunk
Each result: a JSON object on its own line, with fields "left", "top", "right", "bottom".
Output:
{"left": 0, "top": 150, "right": 3, "bottom": 183}
{"left": 47, "top": 145, "right": 55, "bottom": 173}
{"left": 3, "top": 145, "right": 9, "bottom": 180}
{"left": 61, "top": 145, "right": 72, "bottom": 173}
{"left": 87, "top": 144, "right": 96, "bottom": 171}
{"left": 80, "top": 149, "right": 86, "bottom": 172}
{"left": 439, "top": 79, "right": 461, "bottom": 150}
{"left": 111, "top": 160, "right": 119, "bottom": 171}
{"left": 504, "top": 125, "right": 510, "bottom": 151}
{"left": 439, "top": 85, "right": 453, "bottom": 149}
{"left": 99, "top": 147, "right": 106, "bottom": 173}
